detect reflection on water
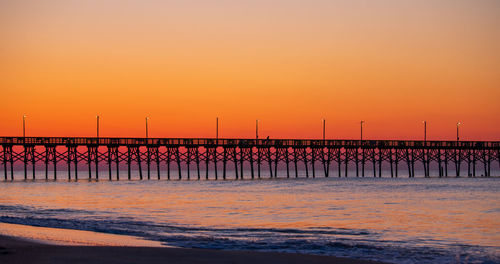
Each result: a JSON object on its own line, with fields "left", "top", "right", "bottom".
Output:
{"left": 0, "top": 176, "right": 499, "bottom": 263}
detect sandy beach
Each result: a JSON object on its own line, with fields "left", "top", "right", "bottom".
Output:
{"left": 0, "top": 222, "right": 388, "bottom": 264}
{"left": 0, "top": 233, "right": 388, "bottom": 264}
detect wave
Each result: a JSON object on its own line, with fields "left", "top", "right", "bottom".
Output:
{"left": 0, "top": 204, "right": 499, "bottom": 264}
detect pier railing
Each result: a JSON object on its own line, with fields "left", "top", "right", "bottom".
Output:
{"left": 0, "top": 137, "right": 498, "bottom": 148}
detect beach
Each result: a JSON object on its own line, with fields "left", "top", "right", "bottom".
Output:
{"left": 1, "top": 178, "right": 499, "bottom": 263}
{"left": 0, "top": 222, "right": 387, "bottom": 263}
{"left": 0, "top": 233, "right": 386, "bottom": 264}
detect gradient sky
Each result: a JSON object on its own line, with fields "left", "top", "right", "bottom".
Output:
{"left": 1, "top": 0, "right": 499, "bottom": 140}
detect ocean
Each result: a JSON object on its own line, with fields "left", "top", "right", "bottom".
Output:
{"left": 0, "top": 173, "right": 499, "bottom": 264}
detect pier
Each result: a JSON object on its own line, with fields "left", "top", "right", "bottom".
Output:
{"left": 1, "top": 137, "right": 498, "bottom": 180}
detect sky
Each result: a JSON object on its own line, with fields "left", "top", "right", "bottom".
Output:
{"left": 1, "top": 0, "right": 499, "bottom": 140}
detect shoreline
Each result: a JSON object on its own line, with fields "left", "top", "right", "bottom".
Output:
{"left": 0, "top": 234, "right": 389, "bottom": 264}
{"left": 0, "top": 223, "right": 389, "bottom": 264}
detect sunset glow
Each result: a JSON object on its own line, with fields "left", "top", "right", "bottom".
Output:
{"left": 1, "top": 0, "right": 499, "bottom": 140}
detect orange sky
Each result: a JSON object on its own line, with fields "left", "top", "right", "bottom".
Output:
{"left": 1, "top": 0, "right": 499, "bottom": 140}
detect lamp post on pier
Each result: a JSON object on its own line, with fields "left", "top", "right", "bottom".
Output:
{"left": 423, "top": 121, "right": 427, "bottom": 142}
{"left": 216, "top": 117, "right": 219, "bottom": 140}
{"left": 457, "top": 122, "right": 461, "bottom": 141}
{"left": 322, "top": 118, "right": 326, "bottom": 141}
{"left": 256, "top": 119, "right": 259, "bottom": 140}
{"left": 360, "top": 121, "right": 365, "bottom": 141}
{"left": 22, "top": 115, "right": 27, "bottom": 138}
{"left": 145, "top": 117, "right": 149, "bottom": 139}
{"left": 96, "top": 115, "right": 100, "bottom": 138}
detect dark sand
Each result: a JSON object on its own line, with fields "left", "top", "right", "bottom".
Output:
{"left": 0, "top": 235, "right": 389, "bottom": 264}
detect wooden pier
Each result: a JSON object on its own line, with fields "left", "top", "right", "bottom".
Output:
{"left": 1, "top": 137, "right": 498, "bottom": 180}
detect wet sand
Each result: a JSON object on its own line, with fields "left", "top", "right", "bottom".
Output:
{"left": 0, "top": 234, "right": 388, "bottom": 264}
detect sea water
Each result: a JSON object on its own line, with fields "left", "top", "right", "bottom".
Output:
{"left": 0, "top": 175, "right": 499, "bottom": 264}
